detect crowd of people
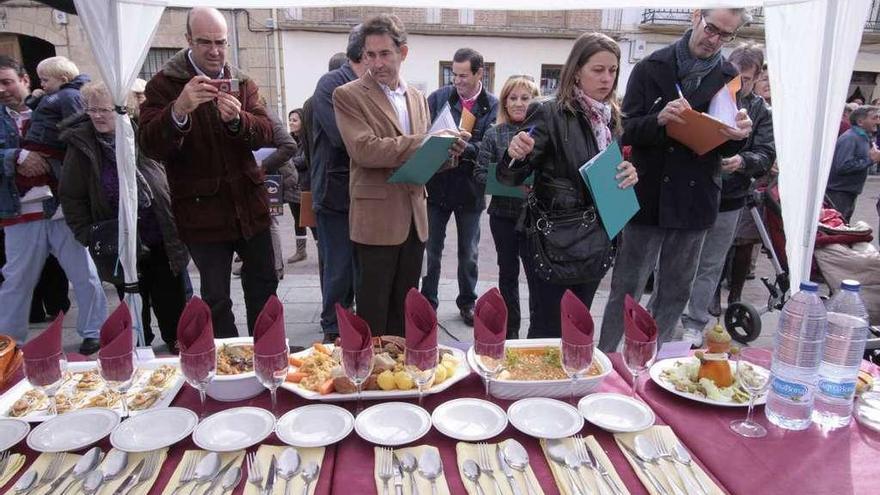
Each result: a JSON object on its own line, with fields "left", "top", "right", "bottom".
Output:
{"left": 10, "top": 5, "right": 850, "bottom": 355}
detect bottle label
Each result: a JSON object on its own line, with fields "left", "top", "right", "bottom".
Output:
{"left": 771, "top": 377, "right": 809, "bottom": 402}
{"left": 818, "top": 379, "right": 856, "bottom": 400}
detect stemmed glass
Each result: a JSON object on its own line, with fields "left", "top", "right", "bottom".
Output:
{"left": 405, "top": 346, "right": 438, "bottom": 407}
{"left": 342, "top": 347, "right": 374, "bottom": 416}
{"left": 23, "top": 351, "right": 68, "bottom": 416}
{"left": 179, "top": 346, "right": 216, "bottom": 419}
{"left": 561, "top": 342, "right": 593, "bottom": 406}
{"left": 730, "top": 347, "right": 772, "bottom": 438}
{"left": 97, "top": 350, "right": 138, "bottom": 418}
{"left": 474, "top": 341, "right": 505, "bottom": 400}
{"left": 255, "top": 349, "right": 289, "bottom": 417}
{"left": 623, "top": 336, "right": 657, "bottom": 398}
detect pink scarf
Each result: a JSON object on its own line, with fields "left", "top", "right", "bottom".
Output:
{"left": 574, "top": 87, "right": 613, "bottom": 152}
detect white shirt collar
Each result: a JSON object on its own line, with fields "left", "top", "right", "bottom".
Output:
{"left": 459, "top": 80, "right": 482, "bottom": 102}
{"left": 380, "top": 79, "right": 408, "bottom": 96}
{"left": 187, "top": 49, "right": 223, "bottom": 79}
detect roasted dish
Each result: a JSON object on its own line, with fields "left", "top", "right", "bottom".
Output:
{"left": 493, "top": 347, "right": 602, "bottom": 381}
{"left": 286, "top": 336, "right": 460, "bottom": 395}
{"left": 216, "top": 344, "right": 254, "bottom": 375}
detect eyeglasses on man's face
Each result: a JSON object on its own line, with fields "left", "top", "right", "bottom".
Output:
{"left": 701, "top": 15, "right": 738, "bottom": 43}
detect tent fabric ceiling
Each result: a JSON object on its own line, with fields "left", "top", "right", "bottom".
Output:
{"left": 1, "top": 0, "right": 76, "bottom": 14}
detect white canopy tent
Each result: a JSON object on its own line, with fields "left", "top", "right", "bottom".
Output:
{"left": 69, "top": 0, "right": 872, "bottom": 341}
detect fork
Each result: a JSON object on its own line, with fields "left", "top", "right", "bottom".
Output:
{"left": 245, "top": 452, "right": 263, "bottom": 495}
{"left": 170, "top": 453, "right": 200, "bottom": 495}
{"left": 477, "top": 443, "right": 503, "bottom": 495}
{"left": 649, "top": 431, "right": 688, "bottom": 495}
{"left": 573, "top": 435, "right": 604, "bottom": 495}
{"left": 123, "top": 450, "right": 161, "bottom": 495}
{"left": 377, "top": 447, "right": 393, "bottom": 495}
{"left": 25, "top": 452, "right": 65, "bottom": 494}
{"left": 0, "top": 450, "right": 11, "bottom": 477}
{"left": 652, "top": 429, "right": 675, "bottom": 462}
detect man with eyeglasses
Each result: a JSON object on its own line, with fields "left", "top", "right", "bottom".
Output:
{"left": 599, "top": 8, "right": 754, "bottom": 351}
{"left": 139, "top": 7, "right": 277, "bottom": 339}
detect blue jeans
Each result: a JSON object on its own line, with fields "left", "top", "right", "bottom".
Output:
{"left": 316, "top": 210, "right": 355, "bottom": 334}
{"left": 420, "top": 205, "right": 481, "bottom": 309}
{"left": 0, "top": 218, "right": 107, "bottom": 343}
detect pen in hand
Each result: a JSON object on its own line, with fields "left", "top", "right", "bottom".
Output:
{"left": 508, "top": 126, "right": 536, "bottom": 169}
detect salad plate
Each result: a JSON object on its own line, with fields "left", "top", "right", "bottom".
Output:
{"left": 649, "top": 357, "right": 768, "bottom": 407}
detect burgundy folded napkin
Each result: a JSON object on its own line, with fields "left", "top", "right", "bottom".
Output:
{"left": 624, "top": 294, "right": 658, "bottom": 342}
{"left": 22, "top": 312, "right": 64, "bottom": 387}
{"left": 474, "top": 287, "right": 507, "bottom": 345}
{"left": 99, "top": 303, "right": 133, "bottom": 358}
{"left": 336, "top": 304, "right": 372, "bottom": 351}
{"left": 405, "top": 288, "right": 437, "bottom": 351}
{"left": 254, "top": 295, "right": 286, "bottom": 355}
{"left": 177, "top": 297, "right": 215, "bottom": 354}
{"left": 561, "top": 289, "right": 594, "bottom": 346}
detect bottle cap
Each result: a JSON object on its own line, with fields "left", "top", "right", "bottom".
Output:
{"left": 799, "top": 281, "right": 819, "bottom": 292}
{"left": 841, "top": 279, "right": 861, "bottom": 291}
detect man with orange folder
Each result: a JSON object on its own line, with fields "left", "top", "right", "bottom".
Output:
{"left": 599, "top": 8, "right": 754, "bottom": 351}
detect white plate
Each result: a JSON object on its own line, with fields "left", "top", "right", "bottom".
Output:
{"left": 0, "top": 418, "right": 30, "bottom": 451}
{"left": 110, "top": 407, "right": 199, "bottom": 452}
{"left": 507, "top": 398, "right": 584, "bottom": 439}
{"left": 649, "top": 357, "right": 769, "bottom": 408}
{"left": 354, "top": 402, "right": 431, "bottom": 446}
{"left": 0, "top": 357, "right": 185, "bottom": 422}
{"left": 578, "top": 393, "right": 655, "bottom": 433}
{"left": 855, "top": 391, "right": 880, "bottom": 433}
{"left": 431, "top": 398, "right": 508, "bottom": 441}
{"left": 192, "top": 407, "right": 275, "bottom": 452}
{"left": 27, "top": 408, "right": 120, "bottom": 452}
{"left": 281, "top": 344, "right": 470, "bottom": 402}
{"left": 466, "top": 339, "right": 613, "bottom": 400}
{"left": 276, "top": 404, "right": 354, "bottom": 448}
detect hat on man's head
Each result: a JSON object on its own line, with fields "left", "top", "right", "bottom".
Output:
{"left": 131, "top": 78, "right": 147, "bottom": 93}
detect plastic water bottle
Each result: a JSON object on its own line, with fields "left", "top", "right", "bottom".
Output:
{"left": 812, "top": 280, "right": 869, "bottom": 429}
{"left": 765, "top": 281, "right": 827, "bottom": 430}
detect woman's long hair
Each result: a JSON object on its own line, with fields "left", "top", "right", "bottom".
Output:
{"left": 556, "top": 32, "right": 623, "bottom": 135}
{"left": 497, "top": 76, "right": 540, "bottom": 125}
{"left": 289, "top": 108, "right": 304, "bottom": 145}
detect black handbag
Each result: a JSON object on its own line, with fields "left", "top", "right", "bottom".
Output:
{"left": 523, "top": 193, "right": 616, "bottom": 285}
{"left": 88, "top": 220, "right": 148, "bottom": 286}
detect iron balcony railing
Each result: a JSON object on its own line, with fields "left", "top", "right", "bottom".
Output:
{"left": 642, "top": 4, "right": 880, "bottom": 33}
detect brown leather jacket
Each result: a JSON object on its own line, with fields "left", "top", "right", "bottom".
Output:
{"left": 138, "top": 49, "right": 274, "bottom": 243}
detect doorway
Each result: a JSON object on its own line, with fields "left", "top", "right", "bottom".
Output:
{"left": 18, "top": 35, "right": 56, "bottom": 92}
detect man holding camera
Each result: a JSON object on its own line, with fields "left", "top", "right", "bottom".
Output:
{"left": 139, "top": 7, "right": 276, "bottom": 338}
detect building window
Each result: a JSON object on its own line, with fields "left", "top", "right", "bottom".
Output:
{"left": 139, "top": 48, "right": 177, "bottom": 80}
{"left": 426, "top": 8, "right": 441, "bottom": 24}
{"left": 459, "top": 9, "right": 475, "bottom": 25}
{"left": 540, "top": 64, "right": 563, "bottom": 96}
{"left": 439, "top": 61, "right": 495, "bottom": 94}
{"left": 285, "top": 8, "right": 303, "bottom": 21}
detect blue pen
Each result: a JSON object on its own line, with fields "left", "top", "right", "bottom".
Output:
{"left": 675, "top": 83, "right": 685, "bottom": 100}
{"left": 508, "top": 126, "right": 536, "bottom": 169}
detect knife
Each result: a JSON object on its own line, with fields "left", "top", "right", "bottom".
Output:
{"left": 112, "top": 457, "right": 146, "bottom": 495}
{"left": 264, "top": 455, "right": 277, "bottom": 495}
{"left": 46, "top": 464, "right": 76, "bottom": 494}
{"left": 391, "top": 452, "right": 404, "bottom": 495}
{"left": 205, "top": 457, "right": 240, "bottom": 495}
{"left": 496, "top": 444, "right": 523, "bottom": 495}
{"left": 587, "top": 444, "right": 624, "bottom": 495}
{"left": 618, "top": 442, "right": 669, "bottom": 495}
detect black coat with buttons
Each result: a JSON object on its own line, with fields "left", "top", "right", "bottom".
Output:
{"left": 621, "top": 43, "right": 745, "bottom": 230}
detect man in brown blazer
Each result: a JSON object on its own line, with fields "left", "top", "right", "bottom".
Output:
{"left": 333, "top": 14, "right": 467, "bottom": 336}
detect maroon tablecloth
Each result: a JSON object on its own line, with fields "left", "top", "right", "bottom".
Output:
{"left": 609, "top": 353, "right": 880, "bottom": 495}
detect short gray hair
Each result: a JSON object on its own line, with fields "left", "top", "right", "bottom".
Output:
{"left": 702, "top": 8, "right": 754, "bottom": 28}
{"left": 850, "top": 105, "right": 878, "bottom": 126}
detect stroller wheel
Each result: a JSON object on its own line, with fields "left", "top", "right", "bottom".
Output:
{"left": 725, "top": 302, "right": 762, "bottom": 343}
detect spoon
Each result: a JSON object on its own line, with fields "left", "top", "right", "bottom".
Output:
{"left": 672, "top": 443, "right": 709, "bottom": 495}
{"left": 277, "top": 447, "right": 301, "bottom": 495}
{"left": 400, "top": 452, "right": 419, "bottom": 495}
{"left": 635, "top": 436, "right": 683, "bottom": 495}
{"left": 546, "top": 439, "right": 585, "bottom": 495}
{"left": 502, "top": 440, "right": 539, "bottom": 495}
{"left": 81, "top": 449, "right": 129, "bottom": 495}
{"left": 12, "top": 469, "right": 36, "bottom": 494}
{"left": 220, "top": 465, "right": 242, "bottom": 494}
{"left": 417, "top": 448, "right": 443, "bottom": 495}
{"left": 188, "top": 451, "right": 221, "bottom": 495}
{"left": 462, "top": 460, "right": 486, "bottom": 495}
{"left": 60, "top": 446, "right": 102, "bottom": 495}
{"left": 300, "top": 461, "right": 319, "bottom": 495}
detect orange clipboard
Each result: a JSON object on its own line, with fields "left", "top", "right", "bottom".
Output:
{"left": 298, "top": 191, "right": 316, "bottom": 227}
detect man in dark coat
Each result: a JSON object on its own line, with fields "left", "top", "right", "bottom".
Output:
{"left": 599, "top": 8, "right": 754, "bottom": 350}
{"left": 827, "top": 105, "right": 880, "bottom": 222}
{"left": 139, "top": 7, "right": 276, "bottom": 338}
{"left": 422, "top": 48, "right": 498, "bottom": 325}
{"left": 310, "top": 25, "right": 366, "bottom": 342}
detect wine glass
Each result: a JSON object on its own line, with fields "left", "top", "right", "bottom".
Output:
{"left": 623, "top": 336, "right": 657, "bottom": 398}
{"left": 473, "top": 341, "right": 505, "bottom": 399}
{"left": 730, "top": 347, "right": 772, "bottom": 438}
{"left": 179, "top": 346, "right": 216, "bottom": 419}
{"left": 405, "top": 347, "right": 438, "bottom": 407}
{"left": 97, "top": 351, "right": 138, "bottom": 418}
{"left": 23, "top": 352, "right": 67, "bottom": 416}
{"left": 561, "top": 342, "right": 593, "bottom": 405}
{"left": 255, "top": 349, "right": 289, "bottom": 417}
{"left": 342, "top": 347, "right": 374, "bottom": 416}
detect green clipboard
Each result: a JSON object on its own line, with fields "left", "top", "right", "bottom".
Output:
{"left": 578, "top": 142, "right": 640, "bottom": 239}
{"left": 486, "top": 163, "right": 534, "bottom": 198}
{"left": 387, "top": 136, "right": 456, "bottom": 185}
